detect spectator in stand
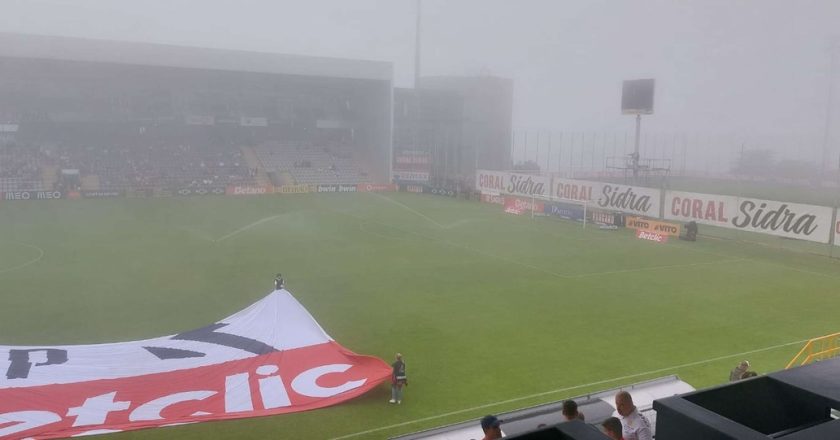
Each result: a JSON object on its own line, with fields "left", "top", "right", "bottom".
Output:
{"left": 561, "top": 399, "right": 585, "bottom": 421}
{"left": 729, "top": 360, "right": 750, "bottom": 382}
{"left": 601, "top": 416, "right": 624, "bottom": 440}
{"left": 479, "top": 415, "right": 503, "bottom": 440}
{"left": 615, "top": 391, "right": 651, "bottom": 440}
{"left": 389, "top": 353, "right": 407, "bottom": 404}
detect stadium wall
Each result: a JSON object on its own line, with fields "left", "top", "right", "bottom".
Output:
{"left": 474, "top": 169, "right": 840, "bottom": 254}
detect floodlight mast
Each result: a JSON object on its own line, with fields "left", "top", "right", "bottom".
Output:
{"left": 633, "top": 114, "right": 642, "bottom": 180}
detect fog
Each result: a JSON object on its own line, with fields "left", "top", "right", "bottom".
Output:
{"left": 1, "top": 0, "right": 839, "bottom": 171}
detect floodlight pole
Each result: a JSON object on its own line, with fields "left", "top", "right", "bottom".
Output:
{"left": 414, "top": 0, "right": 422, "bottom": 88}
{"left": 821, "top": 39, "right": 838, "bottom": 179}
{"left": 633, "top": 114, "right": 641, "bottom": 180}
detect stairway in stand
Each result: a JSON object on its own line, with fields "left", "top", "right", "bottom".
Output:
{"left": 241, "top": 146, "right": 271, "bottom": 187}
{"left": 40, "top": 165, "right": 58, "bottom": 190}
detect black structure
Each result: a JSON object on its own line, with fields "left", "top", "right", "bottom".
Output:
{"left": 654, "top": 357, "right": 840, "bottom": 439}
{"left": 621, "top": 79, "right": 655, "bottom": 115}
{"left": 506, "top": 421, "right": 610, "bottom": 440}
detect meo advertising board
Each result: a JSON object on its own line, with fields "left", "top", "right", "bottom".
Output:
{"left": 665, "top": 190, "right": 832, "bottom": 243}
{"left": 550, "top": 177, "right": 660, "bottom": 217}
{"left": 476, "top": 170, "right": 549, "bottom": 198}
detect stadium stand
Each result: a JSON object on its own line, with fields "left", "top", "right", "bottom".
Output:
{"left": 0, "top": 145, "right": 48, "bottom": 192}
{"left": 1, "top": 142, "right": 259, "bottom": 192}
{"left": 254, "top": 142, "right": 367, "bottom": 185}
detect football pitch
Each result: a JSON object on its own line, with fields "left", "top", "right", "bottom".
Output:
{"left": 2, "top": 192, "right": 840, "bottom": 439}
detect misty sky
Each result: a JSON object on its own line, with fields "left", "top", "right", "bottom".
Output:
{"left": 1, "top": 0, "right": 838, "bottom": 159}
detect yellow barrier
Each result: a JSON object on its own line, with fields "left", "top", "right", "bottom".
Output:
{"left": 786, "top": 332, "right": 840, "bottom": 369}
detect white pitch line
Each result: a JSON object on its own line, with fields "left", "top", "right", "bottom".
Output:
{"left": 214, "top": 215, "right": 283, "bottom": 242}
{"left": 329, "top": 338, "right": 808, "bottom": 440}
{"left": 368, "top": 192, "right": 446, "bottom": 228}
{"left": 569, "top": 258, "right": 746, "bottom": 278}
{"left": 333, "top": 209, "right": 746, "bottom": 280}
{"left": 0, "top": 242, "right": 45, "bottom": 274}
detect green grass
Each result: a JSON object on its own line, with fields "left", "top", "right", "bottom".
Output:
{"left": 2, "top": 192, "right": 840, "bottom": 439}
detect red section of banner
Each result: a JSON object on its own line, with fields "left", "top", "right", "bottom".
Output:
{"left": 0, "top": 342, "right": 390, "bottom": 439}
{"left": 635, "top": 229, "right": 669, "bottom": 243}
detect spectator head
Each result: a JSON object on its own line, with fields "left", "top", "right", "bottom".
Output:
{"left": 480, "top": 415, "right": 502, "bottom": 439}
{"left": 615, "top": 391, "right": 636, "bottom": 417}
{"left": 601, "top": 416, "right": 623, "bottom": 440}
{"left": 561, "top": 399, "right": 580, "bottom": 421}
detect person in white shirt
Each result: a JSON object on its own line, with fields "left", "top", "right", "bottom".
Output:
{"left": 615, "top": 391, "right": 652, "bottom": 440}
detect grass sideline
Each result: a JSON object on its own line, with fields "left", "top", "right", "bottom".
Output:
{"left": 2, "top": 192, "right": 840, "bottom": 439}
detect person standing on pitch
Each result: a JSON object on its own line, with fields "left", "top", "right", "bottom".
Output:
{"left": 274, "top": 273, "right": 284, "bottom": 290}
{"left": 389, "top": 353, "right": 407, "bottom": 404}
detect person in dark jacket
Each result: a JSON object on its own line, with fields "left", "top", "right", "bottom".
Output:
{"left": 389, "top": 353, "right": 407, "bottom": 404}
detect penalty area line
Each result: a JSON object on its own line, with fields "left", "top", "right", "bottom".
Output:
{"left": 368, "top": 192, "right": 446, "bottom": 228}
{"left": 329, "top": 338, "right": 807, "bottom": 440}
{"left": 0, "top": 242, "right": 45, "bottom": 274}
{"left": 214, "top": 215, "right": 283, "bottom": 242}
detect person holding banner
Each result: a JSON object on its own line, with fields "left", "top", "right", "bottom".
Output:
{"left": 389, "top": 353, "right": 407, "bottom": 404}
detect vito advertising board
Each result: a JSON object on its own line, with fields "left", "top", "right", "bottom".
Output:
{"left": 475, "top": 170, "right": 550, "bottom": 198}
{"left": 625, "top": 216, "right": 681, "bottom": 236}
{"left": 664, "top": 190, "right": 832, "bottom": 243}
{"left": 550, "top": 177, "right": 660, "bottom": 217}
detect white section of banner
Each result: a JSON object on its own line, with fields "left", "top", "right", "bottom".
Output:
{"left": 549, "top": 177, "right": 660, "bottom": 217}
{"left": 0, "top": 290, "right": 334, "bottom": 388}
{"left": 475, "top": 170, "right": 550, "bottom": 198}
{"left": 664, "top": 190, "right": 833, "bottom": 243}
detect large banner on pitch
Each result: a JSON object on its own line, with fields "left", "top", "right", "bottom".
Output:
{"left": 475, "top": 170, "right": 550, "bottom": 198}
{"left": 550, "top": 177, "right": 660, "bottom": 217}
{"left": 664, "top": 190, "right": 833, "bottom": 243}
{"left": 0, "top": 291, "right": 391, "bottom": 439}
